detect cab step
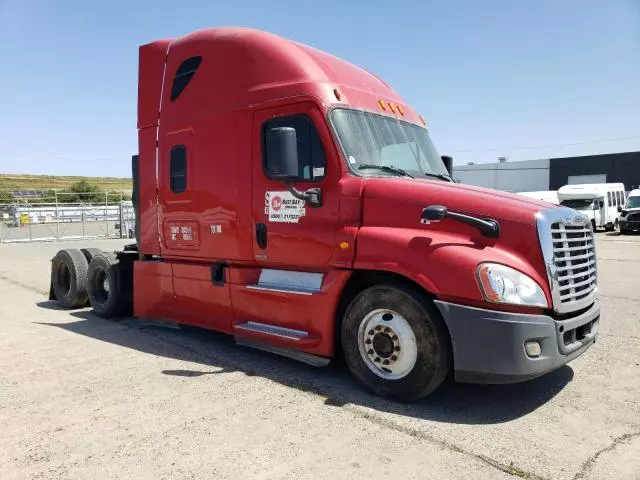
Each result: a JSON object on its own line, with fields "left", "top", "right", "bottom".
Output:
{"left": 234, "top": 321, "right": 308, "bottom": 340}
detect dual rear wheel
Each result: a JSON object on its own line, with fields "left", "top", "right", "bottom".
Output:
{"left": 87, "top": 253, "right": 128, "bottom": 318}
{"left": 51, "top": 248, "right": 129, "bottom": 318}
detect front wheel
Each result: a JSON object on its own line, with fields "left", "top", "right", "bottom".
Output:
{"left": 341, "top": 285, "right": 451, "bottom": 402}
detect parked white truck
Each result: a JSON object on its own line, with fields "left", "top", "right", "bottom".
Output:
{"left": 557, "top": 183, "right": 626, "bottom": 231}
{"left": 618, "top": 189, "right": 640, "bottom": 234}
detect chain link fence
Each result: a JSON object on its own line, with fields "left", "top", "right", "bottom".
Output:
{"left": 0, "top": 192, "right": 135, "bottom": 243}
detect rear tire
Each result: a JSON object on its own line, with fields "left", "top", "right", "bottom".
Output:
{"left": 81, "top": 248, "right": 104, "bottom": 264}
{"left": 51, "top": 249, "right": 89, "bottom": 308}
{"left": 341, "top": 285, "right": 451, "bottom": 402}
{"left": 87, "top": 253, "right": 127, "bottom": 318}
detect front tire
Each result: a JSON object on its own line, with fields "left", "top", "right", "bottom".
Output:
{"left": 341, "top": 285, "right": 451, "bottom": 402}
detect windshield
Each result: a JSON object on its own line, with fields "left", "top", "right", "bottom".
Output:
{"left": 560, "top": 199, "right": 595, "bottom": 210}
{"left": 626, "top": 196, "right": 640, "bottom": 209}
{"left": 330, "top": 108, "right": 450, "bottom": 180}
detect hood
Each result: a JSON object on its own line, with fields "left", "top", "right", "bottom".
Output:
{"left": 357, "top": 177, "right": 554, "bottom": 307}
{"left": 362, "top": 177, "right": 552, "bottom": 226}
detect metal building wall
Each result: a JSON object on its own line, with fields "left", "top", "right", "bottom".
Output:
{"left": 549, "top": 152, "right": 640, "bottom": 191}
{"left": 453, "top": 158, "right": 550, "bottom": 192}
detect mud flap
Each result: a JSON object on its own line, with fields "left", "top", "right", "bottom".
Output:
{"left": 48, "top": 258, "right": 57, "bottom": 300}
{"left": 49, "top": 279, "right": 57, "bottom": 300}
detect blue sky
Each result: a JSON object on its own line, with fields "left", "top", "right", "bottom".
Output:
{"left": 0, "top": 0, "right": 639, "bottom": 177}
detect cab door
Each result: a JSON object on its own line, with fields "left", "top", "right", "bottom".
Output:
{"left": 251, "top": 102, "right": 340, "bottom": 269}
{"left": 594, "top": 198, "right": 603, "bottom": 226}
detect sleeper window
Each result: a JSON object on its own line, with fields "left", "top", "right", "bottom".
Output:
{"left": 170, "top": 146, "right": 187, "bottom": 193}
{"left": 263, "top": 115, "right": 326, "bottom": 181}
{"left": 171, "top": 56, "right": 202, "bottom": 101}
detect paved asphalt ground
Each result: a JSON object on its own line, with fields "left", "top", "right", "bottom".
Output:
{"left": 0, "top": 234, "right": 639, "bottom": 479}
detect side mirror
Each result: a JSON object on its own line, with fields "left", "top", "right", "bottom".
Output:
{"left": 421, "top": 204, "right": 500, "bottom": 238}
{"left": 265, "top": 125, "right": 323, "bottom": 208}
{"left": 441, "top": 155, "right": 453, "bottom": 175}
{"left": 599, "top": 200, "right": 604, "bottom": 208}
{"left": 265, "top": 126, "right": 299, "bottom": 179}
{"left": 618, "top": 205, "right": 622, "bottom": 213}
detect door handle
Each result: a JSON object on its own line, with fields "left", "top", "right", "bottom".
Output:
{"left": 256, "top": 223, "right": 267, "bottom": 249}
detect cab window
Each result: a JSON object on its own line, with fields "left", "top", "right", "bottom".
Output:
{"left": 170, "top": 145, "right": 187, "bottom": 193}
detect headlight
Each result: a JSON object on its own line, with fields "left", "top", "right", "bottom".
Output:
{"left": 476, "top": 263, "right": 548, "bottom": 307}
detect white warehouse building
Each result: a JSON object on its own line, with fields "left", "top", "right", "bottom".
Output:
{"left": 452, "top": 151, "right": 640, "bottom": 193}
{"left": 454, "top": 158, "right": 551, "bottom": 192}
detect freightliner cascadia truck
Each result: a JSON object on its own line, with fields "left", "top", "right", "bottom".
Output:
{"left": 49, "top": 27, "right": 599, "bottom": 401}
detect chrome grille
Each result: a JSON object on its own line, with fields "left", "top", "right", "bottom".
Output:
{"left": 536, "top": 207, "right": 598, "bottom": 314}
{"left": 550, "top": 223, "right": 597, "bottom": 305}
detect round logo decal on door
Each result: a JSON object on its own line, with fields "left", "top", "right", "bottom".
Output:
{"left": 271, "top": 196, "right": 282, "bottom": 211}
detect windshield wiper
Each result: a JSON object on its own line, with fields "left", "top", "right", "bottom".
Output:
{"left": 358, "top": 164, "right": 414, "bottom": 178}
{"left": 422, "top": 172, "right": 454, "bottom": 182}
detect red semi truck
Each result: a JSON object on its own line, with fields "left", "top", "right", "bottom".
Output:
{"left": 49, "top": 27, "right": 599, "bottom": 401}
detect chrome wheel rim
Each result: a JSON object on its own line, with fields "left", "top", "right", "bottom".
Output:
{"left": 357, "top": 309, "right": 418, "bottom": 380}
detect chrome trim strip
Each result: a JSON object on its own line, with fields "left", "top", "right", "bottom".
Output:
{"left": 234, "top": 321, "right": 309, "bottom": 340}
{"left": 536, "top": 206, "right": 598, "bottom": 314}
{"left": 245, "top": 285, "right": 315, "bottom": 296}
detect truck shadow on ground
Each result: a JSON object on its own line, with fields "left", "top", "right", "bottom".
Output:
{"left": 36, "top": 301, "right": 574, "bottom": 426}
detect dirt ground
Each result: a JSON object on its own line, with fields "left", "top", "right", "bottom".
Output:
{"left": 0, "top": 234, "right": 639, "bottom": 480}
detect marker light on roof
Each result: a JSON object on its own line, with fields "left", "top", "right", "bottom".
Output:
{"left": 397, "top": 105, "right": 405, "bottom": 116}
{"left": 378, "top": 99, "right": 387, "bottom": 111}
{"left": 418, "top": 114, "right": 426, "bottom": 126}
{"left": 388, "top": 102, "right": 396, "bottom": 114}
{"left": 333, "top": 88, "right": 342, "bottom": 101}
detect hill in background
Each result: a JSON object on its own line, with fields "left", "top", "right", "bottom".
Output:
{"left": 0, "top": 174, "right": 132, "bottom": 192}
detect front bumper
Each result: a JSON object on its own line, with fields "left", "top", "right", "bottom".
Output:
{"left": 434, "top": 299, "right": 600, "bottom": 384}
{"left": 620, "top": 219, "right": 640, "bottom": 231}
